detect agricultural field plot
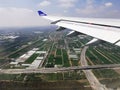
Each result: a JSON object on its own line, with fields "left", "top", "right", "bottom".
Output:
{"left": 46, "top": 33, "right": 71, "bottom": 68}
{"left": 46, "top": 48, "right": 70, "bottom": 67}
{"left": 67, "top": 37, "right": 81, "bottom": 48}
{"left": 86, "top": 47, "right": 112, "bottom": 65}
{"left": 2, "top": 38, "right": 50, "bottom": 69}
{"left": 25, "top": 53, "right": 39, "bottom": 64}
{"left": 67, "top": 35, "right": 120, "bottom": 85}
{"left": 45, "top": 43, "right": 56, "bottom": 67}
{"left": 57, "top": 39, "right": 65, "bottom": 48}
{"left": 0, "top": 74, "right": 26, "bottom": 81}
{"left": 55, "top": 48, "right": 64, "bottom": 65}
{"left": 8, "top": 39, "right": 44, "bottom": 59}
{"left": 71, "top": 59, "right": 79, "bottom": 66}
{"left": 41, "top": 71, "right": 86, "bottom": 81}
{"left": 95, "top": 47, "right": 120, "bottom": 64}
{"left": 93, "top": 69, "right": 119, "bottom": 79}
{"left": 62, "top": 49, "right": 70, "bottom": 67}
{"left": 68, "top": 42, "right": 79, "bottom": 48}
{"left": 78, "top": 36, "right": 92, "bottom": 45}
{"left": 42, "top": 41, "right": 53, "bottom": 51}
{"left": 0, "top": 30, "right": 43, "bottom": 57}
{"left": 66, "top": 37, "right": 83, "bottom": 66}
{"left": 86, "top": 44, "right": 120, "bottom": 79}
{"left": 0, "top": 37, "right": 37, "bottom": 57}
{"left": 86, "top": 45, "right": 120, "bottom": 65}
{"left": 56, "top": 48, "right": 62, "bottom": 55}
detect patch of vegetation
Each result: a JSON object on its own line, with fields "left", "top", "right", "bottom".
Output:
{"left": 71, "top": 59, "right": 78, "bottom": 66}
{"left": 56, "top": 48, "right": 61, "bottom": 55}
{"left": 8, "top": 39, "right": 43, "bottom": 58}
{"left": 25, "top": 54, "right": 39, "bottom": 63}
{"left": 62, "top": 49, "right": 70, "bottom": 67}
{"left": 0, "top": 74, "right": 18, "bottom": 80}
{"left": 55, "top": 56, "right": 62, "bottom": 65}
{"left": 0, "top": 80, "right": 89, "bottom": 90}
{"left": 48, "top": 54, "right": 54, "bottom": 63}
{"left": 93, "top": 69, "right": 119, "bottom": 78}
{"left": 43, "top": 73, "right": 63, "bottom": 80}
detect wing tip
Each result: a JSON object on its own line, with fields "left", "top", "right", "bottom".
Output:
{"left": 38, "top": 11, "right": 47, "bottom": 16}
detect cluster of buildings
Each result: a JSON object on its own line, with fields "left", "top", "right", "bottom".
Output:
{"left": 27, "top": 51, "right": 47, "bottom": 69}
{"left": 10, "top": 48, "right": 47, "bottom": 69}
{"left": 68, "top": 48, "right": 81, "bottom": 61}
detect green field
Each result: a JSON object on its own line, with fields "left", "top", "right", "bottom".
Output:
{"left": 86, "top": 45, "right": 120, "bottom": 78}
{"left": 25, "top": 53, "right": 39, "bottom": 64}
{"left": 56, "top": 48, "right": 61, "bottom": 55}
{"left": 8, "top": 39, "right": 43, "bottom": 58}
{"left": 62, "top": 49, "right": 70, "bottom": 67}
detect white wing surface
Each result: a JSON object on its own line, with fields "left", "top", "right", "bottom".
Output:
{"left": 38, "top": 11, "right": 120, "bottom": 46}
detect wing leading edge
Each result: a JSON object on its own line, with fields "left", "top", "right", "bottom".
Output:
{"left": 38, "top": 11, "right": 120, "bottom": 46}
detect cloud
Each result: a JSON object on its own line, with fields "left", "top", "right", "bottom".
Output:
{"left": 75, "top": 8, "right": 96, "bottom": 15}
{"left": 74, "top": 0, "right": 120, "bottom": 18}
{"left": 58, "top": 0, "right": 77, "bottom": 8}
{"left": 38, "top": 1, "right": 51, "bottom": 7}
{"left": 0, "top": 7, "right": 50, "bottom": 27}
{"left": 75, "top": 0, "right": 97, "bottom": 15}
{"left": 105, "top": 2, "right": 113, "bottom": 7}
{"left": 0, "top": 7, "right": 33, "bottom": 16}
{"left": 86, "top": 0, "right": 94, "bottom": 5}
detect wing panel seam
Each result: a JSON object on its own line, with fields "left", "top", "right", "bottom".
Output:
{"left": 51, "top": 19, "right": 120, "bottom": 29}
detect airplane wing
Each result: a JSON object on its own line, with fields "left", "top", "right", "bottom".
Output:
{"left": 38, "top": 11, "right": 120, "bottom": 46}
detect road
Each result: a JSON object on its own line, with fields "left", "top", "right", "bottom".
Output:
{"left": 0, "top": 64, "right": 120, "bottom": 74}
{"left": 80, "top": 46, "right": 109, "bottom": 90}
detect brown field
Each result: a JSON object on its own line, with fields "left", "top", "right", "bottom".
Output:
{"left": 0, "top": 80, "right": 92, "bottom": 90}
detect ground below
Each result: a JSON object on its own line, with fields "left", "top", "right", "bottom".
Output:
{"left": 0, "top": 80, "right": 92, "bottom": 90}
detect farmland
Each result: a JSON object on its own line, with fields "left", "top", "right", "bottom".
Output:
{"left": 0, "top": 28, "right": 120, "bottom": 89}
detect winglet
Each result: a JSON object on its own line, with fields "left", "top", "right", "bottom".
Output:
{"left": 38, "top": 11, "right": 47, "bottom": 16}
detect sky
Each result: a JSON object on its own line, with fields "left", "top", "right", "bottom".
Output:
{"left": 0, "top": 0, "right": 120, "bottom": 27}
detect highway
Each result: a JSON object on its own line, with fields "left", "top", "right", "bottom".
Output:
{"left": 80, "top": 46, "right": 109, "bottom": 90}
{"left": 0, "top": 64, "right": 120, "bottom": 74}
